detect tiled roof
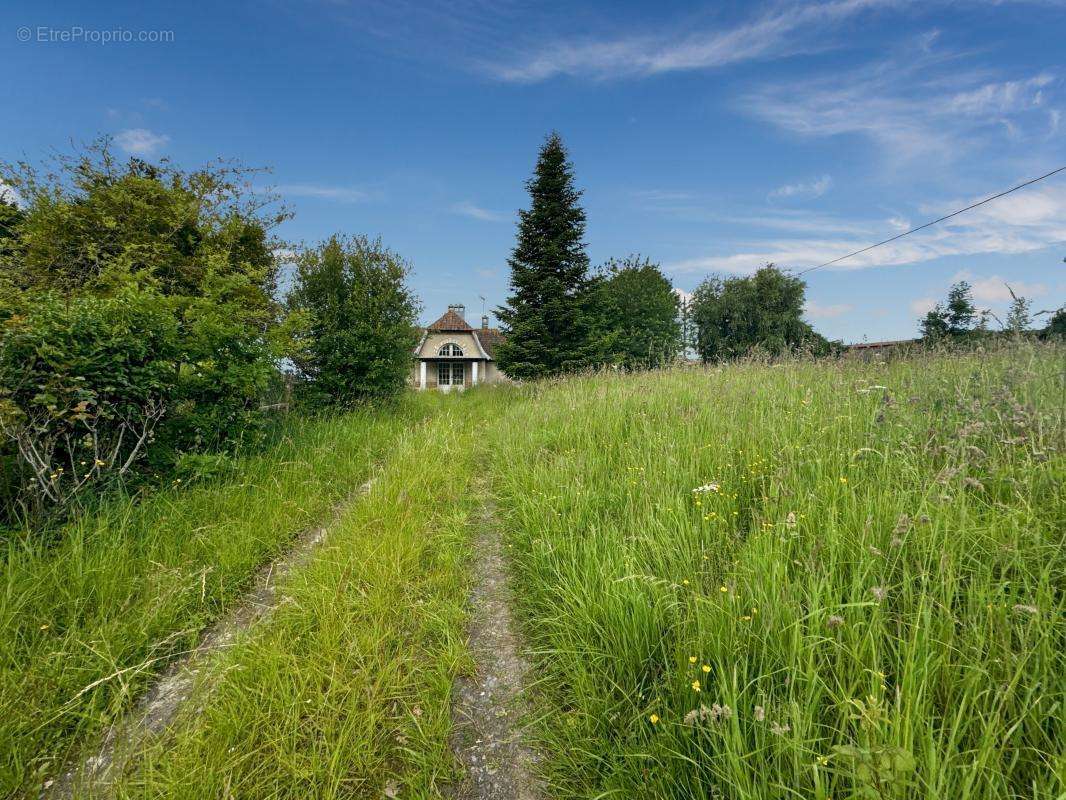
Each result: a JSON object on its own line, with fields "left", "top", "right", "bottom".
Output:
{"left": 475, "top": 328, "right": 505, "bottom": 358}
{"left": 427, "top": 309, "right": 473, "bottom": 331}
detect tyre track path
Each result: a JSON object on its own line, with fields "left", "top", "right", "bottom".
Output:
{"left": 45, "top": 475, "right": 378, "bottom": 799}
{"left": 450, "top": 496, "right": 543, "bottom": 800}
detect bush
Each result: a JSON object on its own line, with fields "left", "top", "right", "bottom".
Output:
{"left": 286, "top": 235, "right": 419, "bottom": 406}
{"left": 0, "top": 142, "right": 289, "bottom": 518}
{"left": 0, "top": 288, "right": 180, "bottom": 512}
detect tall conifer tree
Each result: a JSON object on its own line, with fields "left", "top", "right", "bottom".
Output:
{"left": 495, "top": 133, "right": 599, "bottom": 379}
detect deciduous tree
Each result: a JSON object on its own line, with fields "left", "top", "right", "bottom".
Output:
{"left": 596, "top": 255, "right": 681, "bottom": 369}
{"left": 286, "top": 235, "right": 419, "bottom": 406}
{"left": 689, "top": 265, "right": 832, "bottom": 361}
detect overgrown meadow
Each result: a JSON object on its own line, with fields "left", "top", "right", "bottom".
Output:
{"left": 1, "top": 343, "right": 1062, "bottom": 799}
{"left": 489, "top": 342, "right": 1063, "bottom": 799}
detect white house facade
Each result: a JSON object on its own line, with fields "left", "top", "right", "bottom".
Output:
{"left": 411, "top": 305, "right": 508, "bottom": 390}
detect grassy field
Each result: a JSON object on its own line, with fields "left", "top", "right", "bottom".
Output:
{"left": 104, "top": 393, "right": 494, "bottom": 799}
{"left": 2, "top": 344, "right": 1062, "bottom": 799}
{"left": 487, "top": 343, "right": 1064, "bottom": 799}
{"left": 0, "top": 394, "right": 441, "bottom": 797}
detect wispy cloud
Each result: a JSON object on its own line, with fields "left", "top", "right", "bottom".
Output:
{"left": 950, "top": 270, "right": 1049, "bottom": 303}
{"left": 910, "top": 296, "right": 938, "bottom": 316}
{"left": 276, "top": 184, "right": 367, "bottom": 203}
{"left": 452, "top": 200, "right": 509, "bottom": 222}
{"left": 483, "top": 0, "right": 898, "bottom": 82}
{"left": 769, "top": 175, "right": 833, "bottom": 200}
{"left": 743, "top": 40, "right": 1059, "bottom": 162}
{"left": 805, "top": 299, "right": 853, "bottom": 318}
{"left": 114, "top": 128, "right": 170, "bottom": 156}
{"left": 669, "top": 184, "right": 1066, "bottom": 274}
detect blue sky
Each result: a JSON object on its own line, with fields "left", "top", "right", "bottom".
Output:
{"left": 3, "top": 0, "right": 1065, "bottom": 341}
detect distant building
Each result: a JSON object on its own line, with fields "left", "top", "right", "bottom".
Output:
{"left": 843, "top": 338, "right": 919, "bottom": 358}
{"left": 412, "top": 304, "right": 508, "bottom": 390}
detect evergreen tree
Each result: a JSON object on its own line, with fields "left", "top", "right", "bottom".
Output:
{"left": 495, "top": 133, "right": 599, "bottom": 379}
{"left": 1043, "top": 307, "right": 1066, "bottom": 339}
{"left": 919, "top": 305, "right": 951, "bottom": 339}
{"left": 919, "top": 281, "right": 979, "bottom": 341}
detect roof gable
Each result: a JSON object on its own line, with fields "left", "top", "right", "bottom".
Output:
{"left": 427, "top": 309, "right": 473, "bottom": 331}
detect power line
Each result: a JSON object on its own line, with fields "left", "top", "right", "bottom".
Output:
{"left": 795, "top": 165, "right": 1066, "bottom": 276}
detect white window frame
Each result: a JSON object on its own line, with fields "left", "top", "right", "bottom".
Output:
{"left": 437, "top": 361, "right": 464, "bottom": 386}
{"left": 438, "top": 343, "right": 464, "bottom": 357}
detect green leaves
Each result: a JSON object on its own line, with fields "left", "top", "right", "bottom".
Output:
{"left": 830, "top": 744, "right": 916, "bottom": 799}
{"left": 689, "top": 265, "right": 833, "bottom": 362}
{"left": 595, "top": 256, "right": 683, "bottom": 370}
{"left": 286, "top": 235, "right": 419, "bottom": 406}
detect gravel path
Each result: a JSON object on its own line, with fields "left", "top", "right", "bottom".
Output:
{"left": 44, "top": 477, "right": 377, "bottom": 799}
{"left": 450, "top": 499, "right": 543, "bottom": 800}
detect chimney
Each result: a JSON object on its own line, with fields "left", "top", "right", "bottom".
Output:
{"left": 448, "top": 304, "right": 465, "bottom": 319}
{"left": 481, "top": 315, "right": 489, "bottom": 331}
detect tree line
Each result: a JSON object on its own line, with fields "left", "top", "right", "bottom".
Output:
{"left": 0, "top": 143, "right": 419, "bottom": 522}
{"left": 493, "top": 132, "right": 834, "bottom": 380}
{"left": 918, "top": 280, "right": 1064, "bottom": 342}
{"left": 0, "top": 133, "right": 836, "bottom": 523}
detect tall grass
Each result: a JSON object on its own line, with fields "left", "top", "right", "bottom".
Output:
{"left": 487, "top": 343, "right": 1064, "bottom": 798}
{"left": 1, "top": 394, "right": 440, "bottom": 798}
{"left": 103, "top": 391, "right": 501, "bottom": 799}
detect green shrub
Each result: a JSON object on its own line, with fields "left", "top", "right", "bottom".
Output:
{"left": 286, "top": 235, "right": 419, "bottom": 406}
{"left": 0, "top": 288, "right": 180, "bottom": 511}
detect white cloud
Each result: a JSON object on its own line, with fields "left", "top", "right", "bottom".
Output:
{"left": 276, "top": 184, "right": 367, "bottom": 203}
{"left": 668, "top": 184, "right": 1066, "bottom": 274}
{"left": 910, "top": 297, "right": 939, "bottom": 316}
{"left": 483, "top": 0, "right": 899, "bottom": 82}
{"left": 0, "top": 182, "right": 21, "bottom": 207}
{"left": 114, "top": 128, "right": 170, "bottom": 156}
{"left": 950, "top": 270, "right": 1049, "bottom": 303}
{"left": 452, "top": 201, "right": 508, "bottom": 222}
{"left": 805, "top": 300, "right": 853, "bottom": 318}
{"left": 476, "top": 267, "right": 498, "bottom": 279}
{"left": 769, "top": 175, "right": 832, "bottom": 200}
{"left": 743, "top": 42, "right": 1059, "bottom": 162}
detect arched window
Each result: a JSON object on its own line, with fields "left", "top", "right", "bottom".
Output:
{"left": 438, "top": 343, "right": 463, "bottom": 357}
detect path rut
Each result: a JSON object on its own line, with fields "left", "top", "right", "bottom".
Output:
{"left": 450, "top": 499, "right": 543, "bottom": 800}
{"left": 44, "top": 476, "right": 377, "bottom": 799}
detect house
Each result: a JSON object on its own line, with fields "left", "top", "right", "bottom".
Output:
{"left": 412, "top": 305, "right": 507, "bottom": 390}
